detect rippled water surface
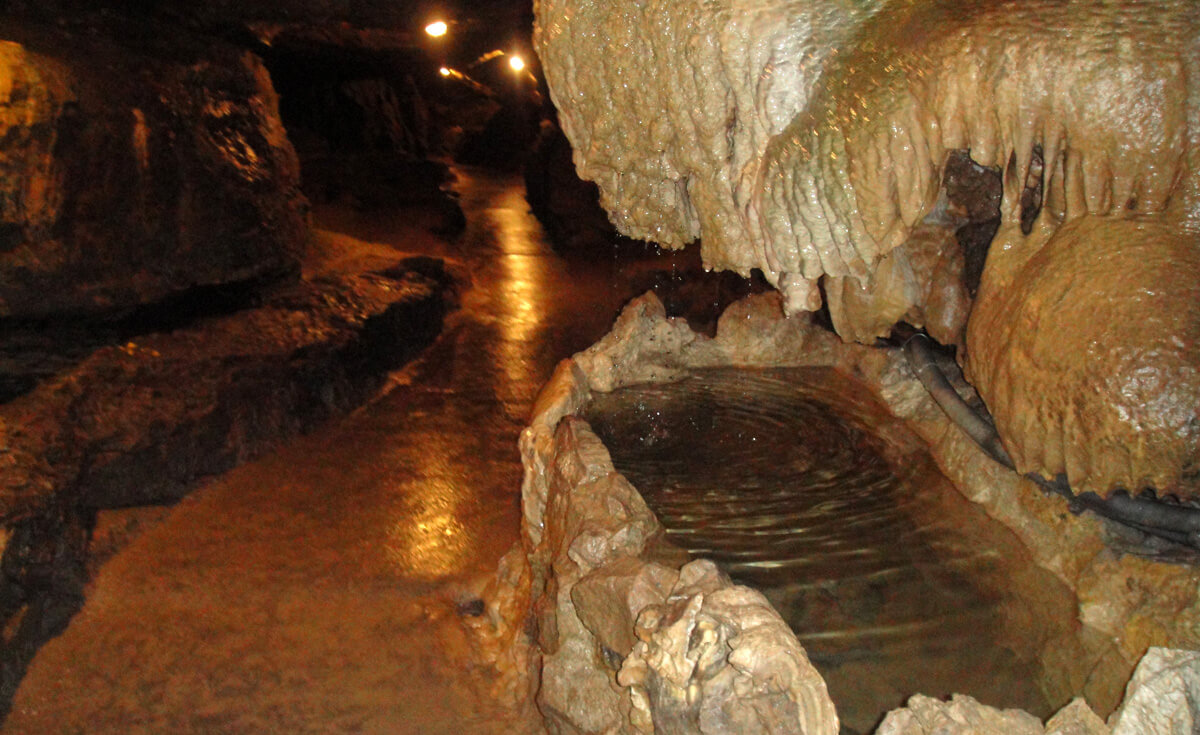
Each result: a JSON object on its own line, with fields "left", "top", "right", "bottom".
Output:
{"left": 585, "top": 367, "right": 1070, "bottom": 734}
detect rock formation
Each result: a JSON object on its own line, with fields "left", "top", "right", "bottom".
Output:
{"left": 511, "top": 292, "right": 1200, "bottom": 732}
{"left": 535, "top": 0, "right": 1200, "bottom": 501}
{"left": 519, "top": 395, "right": 841, "bottom": 733}
{"left": 0, "top": 5, "right": 469, "bottom": 718}
{"left": 0, "top": 19, "right": 307, "bottom": 319}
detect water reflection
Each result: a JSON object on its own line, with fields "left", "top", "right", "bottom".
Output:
{"left": 385, "top": 477, "right": 471, "bottom": 579}
{"left": 586, "top": 367, "right": 1073, "bottom": 734}
{"left": 376, "top": 168, "right": 672, "bottom": 577}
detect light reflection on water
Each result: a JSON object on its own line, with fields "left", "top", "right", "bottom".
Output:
{"left": 585, "top": 366, "right": 1071, "bottom": 734}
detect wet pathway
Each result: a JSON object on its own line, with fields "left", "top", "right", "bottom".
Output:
{"left": 5, "top": 169, "right": 674, "bottom": 734}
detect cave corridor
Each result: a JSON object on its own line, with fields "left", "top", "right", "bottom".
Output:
{"left": 0, "top": 1, "right": 1199, "bottom": 734}
{"left": 4, "top": 167, "right": 663, "bottom": 733}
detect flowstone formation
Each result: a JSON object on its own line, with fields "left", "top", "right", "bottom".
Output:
{"left": 535, "top": 0, "right": 1200, "bottom": 504}
{"left": 526, "top": 0, "right": 1200, "bottom": 729}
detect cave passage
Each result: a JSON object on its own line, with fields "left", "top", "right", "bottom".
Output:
{"left": 585, "top": 367, "right": 1077, "bottom": 735}
{"left": 4, "top": 170, "right": 685, "bottom": 732}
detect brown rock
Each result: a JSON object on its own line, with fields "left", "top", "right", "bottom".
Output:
{"left": 967, "top": 217, "right": 1200, "bottom": 496}
{"left": 1044, "top": 698, "right": 1109, "bottom": 735}
{"left": 874, "top": 694, "right": 1044, "bottom": 735}
{"left": 571, "top": 558, "right": 679, "bottom": 657}
{"left": 0, "top": 19, "right": 306, "bottom": 319}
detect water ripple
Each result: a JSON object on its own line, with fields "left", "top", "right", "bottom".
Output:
{"left": 584, "top": 366, "right": 1065, "bottom": 734}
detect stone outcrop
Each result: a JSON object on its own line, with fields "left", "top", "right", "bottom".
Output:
{"left": 534, "top": 0, "right": 1200, "bottom": 503}
{"left": 508, "top": 291, "right": 1200, "bottom": 732}
{"left": 618, "top": 560, "right": 839, "bottom": 735}
{"left": 964, "top": 216, "right": 1200, "bottom": 496}
{"left": 0, "top": 18, "right": 307, "bottom": 319}
{"left": 536, "top": 0, "right": 1198, "bottom": 315}
{"left": 877, "top": 647, "right": 1200, "bottom": 735}
{"left": 875, "top": 695, "right": 1079, "bottom": 735}
{"left": 518, "top": 391, "right": 839, "bottom": 733}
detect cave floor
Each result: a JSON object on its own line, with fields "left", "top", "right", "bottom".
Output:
{"left": 5, "top": 168, "right": 683, "bottom": 734}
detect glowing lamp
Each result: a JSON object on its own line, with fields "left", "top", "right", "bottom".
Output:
{"left": 425, "top": 21, "right": 448, "bottom": 37}
{"left": 508, "top": 55, "right": 526, "bottom": 72}
{"left": 439, "top": 67, "right": 451, "bottom": 77}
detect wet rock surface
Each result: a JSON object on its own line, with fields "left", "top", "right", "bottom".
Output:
{"left": 519, "top": 413, "right": 838, "bottom": 734}
{"left": 876, "top": 647, "right": 1200, "bottom": 735}
{"left": 585, "top": 368, "right": 1070, "bottom": 733}
{"left": 966, "top": 216, "right": 1200, "bottom": 498}
{"left": 535, "top": 0, "right": 1200, "bottom": 514}
{"left": 3, "top": 168, "right": 688, "bottom": 733}
{"left": 513, "top": 290, "right": 1200, "bottom": 733}
{"left": 0, "top": 260, "right": 454, "bottom": 523}
{"left": 0, "top": 17, "right": 307, "bottom": 320}
{"left": 0, "top": 253, "right": 456, "bottom": 719}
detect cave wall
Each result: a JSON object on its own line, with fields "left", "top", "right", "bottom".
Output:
{"left": 530, "top": 1, "right": 1200, "bottom": 724}
{"left": 0, "top": 19, "right": 307, "bottom": 320}
{"left": 535, "top": 0, "right": 1198, "bottom": 315}
{"left": 534, "top": 0, "right": 1200, "bottom": 535}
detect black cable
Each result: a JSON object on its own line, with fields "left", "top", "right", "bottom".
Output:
{"left": 903, "top": 333, "right": 1200, "bottom": 550}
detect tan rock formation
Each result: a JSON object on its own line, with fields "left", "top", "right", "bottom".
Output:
{"left": 966, "top": 217, "right": 1200, "bottom": 496}
{"left": 519, "top": 396, "right": 841, "bottom": 733}
{"left": 535, "top": 0, "right": 1200, "bottom": 495}
{"left": 875, "top": 648, "right": 1200, "bottom": 735}
{"left": 537, "top": 0, "right": 1198, "bottom": 310}
{"left": 509, "top": 292, "right": 1200, "bottom": 731}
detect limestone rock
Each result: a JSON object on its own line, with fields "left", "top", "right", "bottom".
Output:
{"left": 966, "top": 217, "right": 1200, "bottom": 496}
{"left": 0, "top": 262, "right": 452, "bottom": 525}
{"left": 520, "top": 359, "right": 593, "bottom": 548}
{"left": 706, "top": 293, "right": 843, "bottom": 369}
{"left": 536, "top": 0, "right": 1200, "bottom": 566}
{"left": 537, "top": 0, "right": 1199, "bottom": 317}
{"left": 874, "top": 694, "right": 1043, "bottom": 735}
{"left": 0, "top": 19, "right": 306, "bottom": 319}
{"left": 572, "top": 558, "right": 679, "bottom": 657}
{"left": 518, "top": 233, "right": 1200, "bottom": 735}
{"left": 618, "top": 560, "right": 839, "bottom": 735}
{"left": 826, "top": 216, "right": 971, "bottom": 347}
{"left": 532, "top": 419, "right": 657, "bottom": 733}
{"left": 539, "top": 420, "right": 663, "bottom": 577}
{"left": 868, "top": 647, "right": 1199, "bottom": 735}
{"left": 0, "top": 255, "right": 457, "bottom": 719}
{"left": 1109, "top": 648, "right": 1200, "bottom": 735}
{"left": 573, "top": 294, "right": 702, "bottom": 392}
{"left": 521, "top": 366, "right": 840, "bottom": 734}
{"left": 1044, "top": 698, "right": 1109, "bottom": 735}
{"left": 540, "top": 599, "right": 627, "bottom": 734}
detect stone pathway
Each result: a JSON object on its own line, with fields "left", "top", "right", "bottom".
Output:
{"left": 5, "top": 169, "right": 677, "bottom": 734}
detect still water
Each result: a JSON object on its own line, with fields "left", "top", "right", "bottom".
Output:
{"left": 586, "top": 367, "right": 1072, "bottom": 734}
